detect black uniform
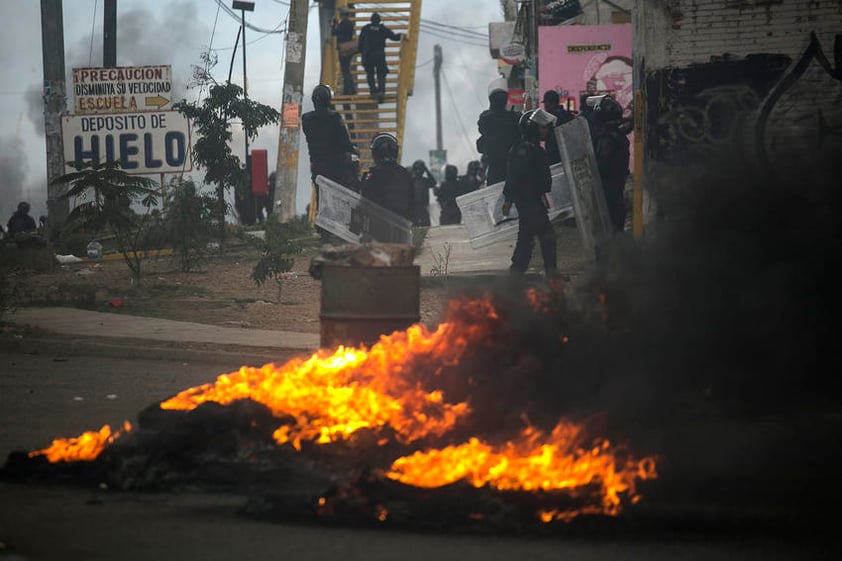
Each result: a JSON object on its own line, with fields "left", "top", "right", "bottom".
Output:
{"left": 592, "top": 126, "right": 630, "bottom": 233}
{"left": 436, "top": 165, "right": 462, "bottom": 225}
{"left": 544, "top": 106, "right": 575, "bottom": 165}
{"left": 477, "top": 107, "right": 521, "bottom": 185}
{"left": 358, "top": 22, "right": 401, "bottom": 95}
{"left": 301, "top": 107, "right": 358, "bottom": 190}
{"left": 410, "top": 173, "right": 434, "bottom": 226}
{"left": 332, "top": 17, "right": 356, "bottom": 95}
{"left": 503, "top": 140, "right": 557, "bottom": 275}
{"left": 361, "top": 163, "right": 414, "bottom": 222}
{"left": 6, "top": 209, "right": 36, "bottom": 235}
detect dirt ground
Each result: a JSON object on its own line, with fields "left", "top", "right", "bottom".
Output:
{"left": 12, "top": 242, "right": 453, "bottom": 333}
{"left": 10, "top": 225, "right": 590, "bottom": 335}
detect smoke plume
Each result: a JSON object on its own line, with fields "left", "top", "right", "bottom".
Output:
{"left": 0, "top": 135, "right": 33, "bottom": 227}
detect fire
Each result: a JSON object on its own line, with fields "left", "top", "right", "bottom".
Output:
{"left": 28, "top": 421, "right": 132, "bottom": 463}
{"left": 386, "top": 421, "right": 657, "bottom": 521}
{"left": 159, "top": 297, "right": 501, "bottom": 449}
{"left": 25, "top": 292, "right": 659, "bottom": 523}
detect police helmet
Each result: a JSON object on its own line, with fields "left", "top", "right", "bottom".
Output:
{"left": 411, "top": 160, "right": 426, "bottom": 173}
{"left": 312, "top": 84, "right": 333, "bottom": 108}
{"left": 370, "top": 133, "right": 399, "bottom": 164}
{"left": 593, "top": 95, "right": 623, "bottom": 123}
{"left": 519, "top": 108, "right": 557, "bottom": 140}
{"left": 371, "top": 12, "right": 381, "bottom": 24}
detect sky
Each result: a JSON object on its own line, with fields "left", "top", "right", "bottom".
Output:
{"left": 0, "top": 0, "right": 503, "bottom": 222}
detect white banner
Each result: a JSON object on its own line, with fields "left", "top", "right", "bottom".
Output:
{"left": 314, "top": 175, "right": 413, "bottom": 245}
{"left": 457, "top": 162, "right": 574, "bottom": 249}
{"left": 62, "top": 111, "right": 192, "bottom": 175}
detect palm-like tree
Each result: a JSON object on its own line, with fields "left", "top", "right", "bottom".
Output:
{"left": 55, "top": 162, "right": 160, "bottom": 284}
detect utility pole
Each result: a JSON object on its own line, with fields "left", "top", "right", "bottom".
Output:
{"left": 103, "top": 0, "right": 116, "bottom": 66}
{"left": 525, "top": 0, "right": 539, "bottom": 110}
{"left": 433, "top": 44, "right": 443, "bottom": 152}
{"left": 40, "top": 0, "right": 68, "bottom": 225}
{"left": 233, "top": 0, "right": 256, "bottom": 224}
{"left": 275, "top": 0, "right": 309, "bottom": 222}
{"left": 428, "top": 44, "right": 446, "bottom": 182}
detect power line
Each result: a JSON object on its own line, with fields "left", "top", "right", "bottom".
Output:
{"left": 441, "top": 69, "right": 479, "bottom": 159}
{"left": 421, "top": 19, "right": 488, "bottom": 39}
{"left": 419, "top": 23, "right": 487, "bottom": 43}
{"left": 213, "top": 0, "right": 285, "bottom": 34}
{"left": 418, "top": 26, "right": 487, "bottom": 48}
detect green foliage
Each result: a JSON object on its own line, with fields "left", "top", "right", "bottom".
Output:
{"left": 55, "top": 161, "right": 160, "bottom": 284}
{"left": 159, "top": 177, "right": 217, "bottom": 271}
{"left": 174, "top": 82, "right": 280, "bottom": 249}
{"left": 247, "top": 216, "right": 315, "bottom": 290}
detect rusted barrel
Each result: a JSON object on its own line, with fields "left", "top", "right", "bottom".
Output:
{"left": 320, "top": 264, "right": 420, "bottom": 349}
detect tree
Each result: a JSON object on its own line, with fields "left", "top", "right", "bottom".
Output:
{"left": 159, "top": 177, "right": 217, "bottom": 272}
{"left": 174, "top": 82, "right": 280, "bottom": 250}
{"left": 247, "top": 215, "right": 314, "bottom": 303}
{"left": 55, "top": 162, "right": 159, "bottom": 284}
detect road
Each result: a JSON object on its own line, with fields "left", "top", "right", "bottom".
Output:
{"left": 0, "top": 351, "right": 834, "bottom": 561}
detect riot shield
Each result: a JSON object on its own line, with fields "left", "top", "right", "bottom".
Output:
{"left": 457, "top": 163, "right": 573, "bottom": 249}
{"left": 314, "top": 175, "right": 413, "bottom": 245}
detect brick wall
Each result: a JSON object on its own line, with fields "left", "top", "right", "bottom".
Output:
{"left": 635, "top": 0, "right": 842, "bottom": 168}
{"left": 640, "top": 0, "right": 840, "bottom": 69}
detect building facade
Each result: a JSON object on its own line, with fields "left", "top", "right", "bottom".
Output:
{"left": 634, "top": 0, "right": 842, "bottom": 173}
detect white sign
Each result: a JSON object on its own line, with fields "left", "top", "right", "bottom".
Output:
{"left": 499, "top": 40, "right": 527, "bottom": 65}
{"left": 72, "top": 65, "right": 172, "bottom": 114}
{"left": 62, "top": 110, "right": 192, "bottom": 175}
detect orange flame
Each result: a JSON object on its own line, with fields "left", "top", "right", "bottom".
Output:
{"left": 386, "top": 421, "right": 657, "bottom": 521}
{"left": 26, "top": 292, "right": 659, "bottom": 522}
{"left": 159, "top": 297, "right": 501, "bottom": 449}
{"left": 28, "top": 421, "right": 132, "bottom": 463}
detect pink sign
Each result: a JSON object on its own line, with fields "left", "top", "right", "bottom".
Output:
{"left": 538, "top": 24, "right": 632, "bottom": 114}
{"left": 538, "top": 24, "right": 633, "bottom": 170}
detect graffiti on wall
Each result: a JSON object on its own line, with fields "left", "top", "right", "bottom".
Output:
{"left": 646, "top": 53, "right": 791, "bottom": 163}
{"left": 756, "top": 32, "right": 842, "bottom": 168}
{"left": 647, "top": 32, "right": 842, "bottom": 169}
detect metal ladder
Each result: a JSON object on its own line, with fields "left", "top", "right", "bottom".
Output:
{"left": 322, "top": 0, "right": 422, "bottom": 168}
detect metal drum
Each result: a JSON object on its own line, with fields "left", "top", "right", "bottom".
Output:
{"left": 319, "top": 264, "right": 421, "bottom": 349}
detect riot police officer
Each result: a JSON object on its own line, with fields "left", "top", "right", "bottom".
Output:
{"left": 409, "top": 160, "right": 435, "bottom": 226}
{"left": 360, "top": 133, "right": 414, "bottom": 222}
{"left": 358, "top": 12, "right": 403, "bottom": 100}
{"left": 301, "top": 84, "right": 359, "bottom": 191}
{"left": 502, "top": 108, "right": 559, "bottom": 277}
{"left": 476, "top": 80, "right": 521, "bottom": 186}
{"left": 541, "top": 90, "right": 575, "bottom": 165}
{"left": 589, "top": 95, "right": 630, "bottom": 233}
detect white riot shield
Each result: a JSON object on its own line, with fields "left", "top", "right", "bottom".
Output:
{"left": 314, "top": 175, "right": 413, "bottom": 245}
{"left": 457, "top": 163, "right": 574, "bottom": 249}
{"left": 555, "top": 116, "right": 613, "bottom": 258}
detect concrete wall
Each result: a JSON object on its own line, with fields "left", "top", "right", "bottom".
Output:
{"left": 634, "top": 0, "right": 842, "bottom": 171}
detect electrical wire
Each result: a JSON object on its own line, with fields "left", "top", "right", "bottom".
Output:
{"left": 441, "top": 69, "right": 479, "bottom": 158}
{"left": 418, "top": 27, "right": 487, "bottom": 48}
{"left": 419, "top": 23, "right": 487, "bottom": 44}
{"left": 421, "top": 19, "right": 487, "bottom": 39}
{"left": 88, "top": 0, "right": 99, "bottom": 66}
{"left": 213, "top": 0, "right": 285, "bottom": 34}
